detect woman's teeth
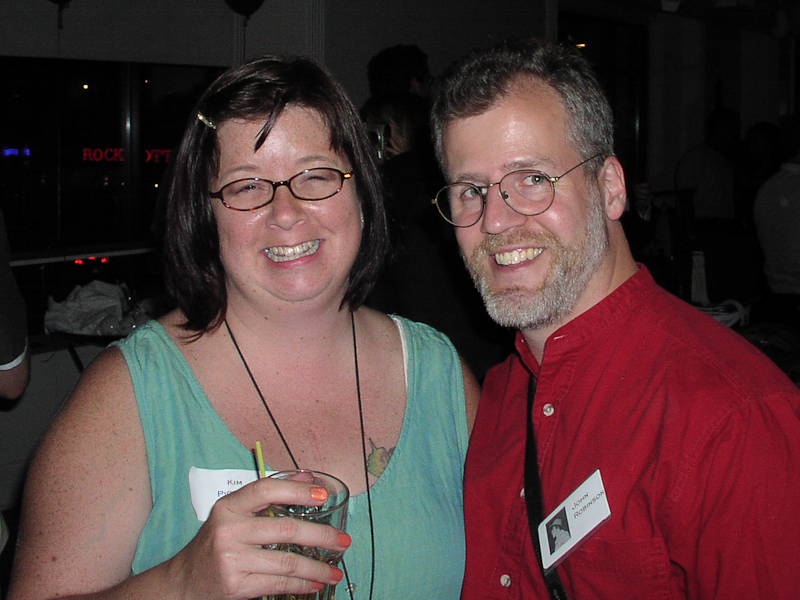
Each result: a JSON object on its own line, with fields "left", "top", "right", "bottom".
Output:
{"left": 494, "top": 247, "right": 543, "bottom": 266}
{"left": 265, "top": 240, "right": 320, "bottom": 262}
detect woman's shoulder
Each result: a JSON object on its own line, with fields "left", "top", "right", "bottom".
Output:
{"left": 357, "top": 308, "right": 451, "bottom": 353}
{"left": 387, "top": 313, "right": 458, "bottom": 354}
{"left": 115, "top": 309, "right": 208, "bottom": 356}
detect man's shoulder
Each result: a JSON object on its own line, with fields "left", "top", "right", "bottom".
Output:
{"left": 756, "top": 165, "right": 800, "bottom": 204}
{"left": 625, "top": 287, "right": 800, "bottom": 403}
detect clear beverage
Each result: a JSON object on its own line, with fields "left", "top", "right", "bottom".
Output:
{"left": 264, "top": 536, "right": 344, "bottom": 600}
{"left": 260, "top": 471, "right": 349, "bottom": 600}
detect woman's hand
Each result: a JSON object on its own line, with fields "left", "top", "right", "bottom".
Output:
{"left": 168, "top": 476, "right": 351, "bottom": 600}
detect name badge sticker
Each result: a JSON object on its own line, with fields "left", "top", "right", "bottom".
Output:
{"left": 188, "top": 466, "right": 263, "bottom": 521}
{"left": 537, "top": 469, "right": 611, "bottom": 572}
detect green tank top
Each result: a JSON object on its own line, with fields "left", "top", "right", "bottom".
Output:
{"left": 114, "top": 316, "right": 468, "bottom": 599}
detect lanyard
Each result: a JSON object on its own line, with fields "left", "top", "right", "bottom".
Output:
{"left": 524, "top": 376, "right": 571, "bottom": 600}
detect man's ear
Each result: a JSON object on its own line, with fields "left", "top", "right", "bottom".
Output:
{"left": 598, "top": 156, "right": 627, "bottom": 221}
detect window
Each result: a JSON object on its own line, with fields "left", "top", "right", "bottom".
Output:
{"left": 0, "top": 57, "right": 224, "bottom": 332}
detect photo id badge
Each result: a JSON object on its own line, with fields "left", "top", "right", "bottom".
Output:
{"left": 537, "top": 469, "right": 611, "bottom": 572}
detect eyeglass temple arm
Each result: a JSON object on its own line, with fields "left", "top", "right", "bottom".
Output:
{"left": 552, "top": 153, "right": 604, "bottom": 182}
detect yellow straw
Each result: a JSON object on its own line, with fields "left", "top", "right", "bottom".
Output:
{"left": 255, "top": 441, "right": 267, "bottom": 478}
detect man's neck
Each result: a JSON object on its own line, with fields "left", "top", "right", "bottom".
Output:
{"left": 520, "top": 324, "right": 558, "bottom": 364}
{"left": 521, "top": 250, "right": 639, "bottom": 363}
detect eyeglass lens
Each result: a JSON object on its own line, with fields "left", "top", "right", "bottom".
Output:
{"left": 435, "top": 170, "right": 555, "bottom": 227}
{"left": 218, "top": 168, "right": 346, "bottom": 211}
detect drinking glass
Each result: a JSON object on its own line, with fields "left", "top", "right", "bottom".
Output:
{"left": 262, "top": 470, "right": 350, "bottom": 600}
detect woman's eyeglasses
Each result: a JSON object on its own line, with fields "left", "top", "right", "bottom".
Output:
{"left": 211, "top": 167, "right": 354, "bottom": 212}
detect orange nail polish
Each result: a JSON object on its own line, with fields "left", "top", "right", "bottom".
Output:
{"left": 337, "top": 533, "right": 352, "bottom": 548}
{"left": 310, "top": 487, "right": 328, "bottom": 501}
{"left": 331, "top": 568, "right": 344, "bottom": 583}
{"left": 312, "top": 582, "right": 325, "bottom": 591}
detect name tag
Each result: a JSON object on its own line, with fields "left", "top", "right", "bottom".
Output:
{"left": 537, "top": 469, "right": 611, "bottom": 572}
{"left": 188, "top": 466, "right": 263, "bottom": 521}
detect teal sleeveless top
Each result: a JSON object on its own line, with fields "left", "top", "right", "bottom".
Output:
{"left": 114, "top": 317, "right": 468, "bottom": 599}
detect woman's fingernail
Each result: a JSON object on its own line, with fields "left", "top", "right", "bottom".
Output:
{"left": 337, "top": 533, "right": 352, "bottom": 548}
{"left": 312, "top": 582, "right": 325, "bottom": 591}
{"left": 310, "top": 487, "right": 328, "bottom": 501}
{"left": 331, "top": 568, "right": 344, "bottom": 583}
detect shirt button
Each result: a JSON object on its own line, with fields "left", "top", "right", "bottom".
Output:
{"left": 500, "top": 574, "right": 512, "bottom": 587}
{"left": 543, "top": 403, "right": 555, "bottom": 416}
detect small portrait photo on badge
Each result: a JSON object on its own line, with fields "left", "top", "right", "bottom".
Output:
{"left": 546, "top": 509, "right": 571, "bottom": 554}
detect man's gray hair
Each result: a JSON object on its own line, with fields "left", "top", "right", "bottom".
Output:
{"left": 431, "top": 36, "right": 615, "bottom": 175}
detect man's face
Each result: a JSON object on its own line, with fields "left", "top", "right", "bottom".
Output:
{"left": 442, "top": 81, "right": 611, "bottom": 333}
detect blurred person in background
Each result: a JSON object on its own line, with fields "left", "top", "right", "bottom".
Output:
{"left": 753, "top": 115, "right": 800, "bottom": 330}
{"left": 1, "top": 206, "right": 29, "bottom": 596}
{"left": 0, "top": 207, "right": 29, "bottom": 402}
{"left": 366, "top": 44, "right": 432, "bottom": 99}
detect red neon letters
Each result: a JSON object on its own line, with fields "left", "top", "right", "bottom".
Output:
{"left": 81, "top": 148, "right": 172, "bottom": 163}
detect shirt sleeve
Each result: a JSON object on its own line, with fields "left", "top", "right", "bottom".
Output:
{"left": 666, "top": 390, "right": 800, "bottom": 598}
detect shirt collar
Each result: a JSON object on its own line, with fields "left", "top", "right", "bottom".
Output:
{"left": 515, "top": 265, "right": 657, "bottom": 369}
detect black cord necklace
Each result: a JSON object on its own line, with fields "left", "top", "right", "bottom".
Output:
{"left": 224, "top": 312, "right": 375, "bottom": 600}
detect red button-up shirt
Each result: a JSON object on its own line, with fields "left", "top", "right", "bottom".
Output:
{"left": 462, "top": 268, "right": 800, "bottom": 599}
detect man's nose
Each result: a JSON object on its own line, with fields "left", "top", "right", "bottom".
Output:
{"left": 481, "top": 184, "right": 526, "bottom": 234}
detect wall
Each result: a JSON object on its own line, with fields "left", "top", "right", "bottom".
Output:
{"left": 0, "top": 0, "right": 314, "bottom": 67}
{"left": 0, "top": 0, "right": 549, "bottom": 107}
{"left": 646, "top": 13, "right": 782, "bottom": 193}
{"left": 647, "top": 13, "right": 706, "bottom": 192}
{"left": 741, "top": 30, "right": 781, "bottom": 130}
{"left": 1, "top": 0, "right": 787, "bottom": 181}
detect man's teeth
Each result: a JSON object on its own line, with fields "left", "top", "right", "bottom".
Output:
{"left": 494, "top": 247, "right": 543, "bottom": 266}
{"left": 265, "top": 240, "right": 320, "bottom": 262}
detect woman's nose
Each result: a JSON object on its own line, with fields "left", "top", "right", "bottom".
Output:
{"left": 268, "top": 184, "right": 308, "bottom": 229}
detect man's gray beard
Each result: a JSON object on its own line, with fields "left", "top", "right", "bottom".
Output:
{"left": 464, "top": 196, "right": 610, "bottom": 331}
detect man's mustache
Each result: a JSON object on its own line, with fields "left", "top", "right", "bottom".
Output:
{"left": 470, "top": 230, "right": 557, "bottom": 262}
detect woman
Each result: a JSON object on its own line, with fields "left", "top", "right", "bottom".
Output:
{"left": 8, "top": 56, "right": 479, "bottom": 600}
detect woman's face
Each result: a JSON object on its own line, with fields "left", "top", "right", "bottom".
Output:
{"left": 211, "top": 106, "right": 362, "bottom": 313}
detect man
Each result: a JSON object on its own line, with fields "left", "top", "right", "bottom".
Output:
{"left": 366, "top": 44, "right": 432, "bottom": 98}
{"left": 0, "top": 207, "right": 28, "bottom": 401}
{"left": 1, "top": 207, "right": 29, "bottom": 593}
{"left": 753, "top": 118, "right": 800, "bottom": 330}
{"left": 674, "top": 107, "right": 743, "bottom": 302}
{"left": 431, "top": 37, "right": 800, "bottom": 598}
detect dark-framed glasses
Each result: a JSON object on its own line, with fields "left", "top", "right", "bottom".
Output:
{"left": 211, "top": 167, "right": 354, "bottom": 212}
{"left": 432, "top": 153, "right": 602, "bottom": 227}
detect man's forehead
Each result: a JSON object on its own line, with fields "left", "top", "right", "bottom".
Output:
{"left": 441, "top": 82, "right": 568, "bottom": 177}
{"left": 443, "top": 79, "right": 564, "bottom": 137}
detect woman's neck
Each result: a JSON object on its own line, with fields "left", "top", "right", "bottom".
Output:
{"left": 223, "top": 294, "right": 356, "bottom": 356}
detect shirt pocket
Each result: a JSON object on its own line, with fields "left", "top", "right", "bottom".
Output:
{"left": 562, "top": 536, "right": 674, "bottom": 600}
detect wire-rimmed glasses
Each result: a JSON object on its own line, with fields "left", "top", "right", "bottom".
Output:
{"left": 211, "top": 167, "right": 354, "bottom": 212}
{"left": 432, "top": 154, "right": 602, "bottom": 227}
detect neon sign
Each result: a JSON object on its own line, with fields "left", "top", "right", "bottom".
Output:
{"left": 2, "top": 147, "right": 31, "bottom": 157}
{"left": 81, "top": 148, "right": 172, "bottom": 163}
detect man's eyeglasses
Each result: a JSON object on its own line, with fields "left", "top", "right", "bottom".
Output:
{"left": 211, "top": 167, "right": 354, "bottom": 212}
{"left": 432, "top": 154, "right": 602, "bottom": 227}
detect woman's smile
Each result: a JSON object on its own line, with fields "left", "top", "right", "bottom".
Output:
{"left": 264, "top": 239, "right": 321, "bottom": 263}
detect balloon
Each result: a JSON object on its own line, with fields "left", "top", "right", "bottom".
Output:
{"left": 223, "top": 0, "right": 265, "bottom": 17}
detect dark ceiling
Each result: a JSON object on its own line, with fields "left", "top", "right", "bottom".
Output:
{"left": 567, "top": 0, "right": 799, "bottom": 35}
